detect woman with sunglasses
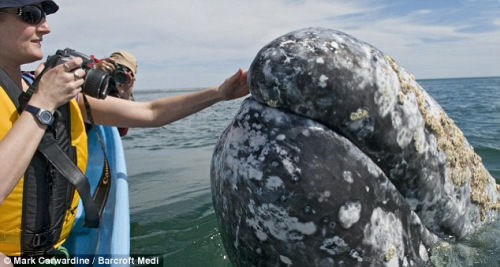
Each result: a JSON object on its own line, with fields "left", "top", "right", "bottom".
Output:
{"left": 0, "top": 0, "right": 249, "bottom": 258}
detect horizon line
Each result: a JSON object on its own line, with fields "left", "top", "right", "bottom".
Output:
{"left": 134, "top": 75, "right": 500, "bottom": 92}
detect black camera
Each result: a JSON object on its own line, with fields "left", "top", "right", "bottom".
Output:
{"left": 107, "top": 64, "right": 129, "bottom": 94}
{"left": 45, "top": 48, "right": 111, "bottom": 99}
{"left": 113, "top": 64, "right": 129, "bottom": 84}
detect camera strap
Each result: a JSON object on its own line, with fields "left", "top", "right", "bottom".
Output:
{"left": 81, "top": 93, "right": 113, "bottom": 226}
{"left": 20, "top": 65, "right": 50, "bottom": 110}
{"left": 0, "top": 66, "right": 110, "bottom": 228}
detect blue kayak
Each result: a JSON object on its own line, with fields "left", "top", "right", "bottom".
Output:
{"left": 63, "top": 125, "right": 130, "bottom": 266}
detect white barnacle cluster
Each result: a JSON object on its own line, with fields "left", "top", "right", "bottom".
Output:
{"left": 279, "top": 255, "right": 293, "bottom": 265}
{"left": 362, "top": 208, "right": 405, "bottom": 263}
{"left": 281, "top": 154, "right": 302, "bottom": 182}
{"left": 386, "top": 55, "right": 500, "bottom": 217}
{"left": 338, "top": 201, "right": 362, "bottom": 229}
{"left": 318, "top": 74, "right": 329, "bottom": 88}
{"left": 343, "top": 171, "right": 354, "bottom": 184}
{"left": 350, "top": 108, "right": 369, "bottom": 121}
{"left": 320, "top": 236, "right": 349, "bottom": 256}
{"left": 222, "top": 104, "right": 274, "bottom": 189}
{"left": 390, "top": 94, "right": 426, "bottom": 151}
{"left": 279, "top": 39, "right": 296, "bottom": 47}
{"left": 330, "top": 41, "right": 339, "bottom": 50}
{"left": 350, "top": 249, "right": 363, "bottom": 262}
{"left": 229, "top": 126, "right": 265, "bottom": 173}
{"left": 246, "top": 201, "right": 317, "bottom": 242}
{"left": 330, "top": 38, "right": 377, "bottom": 91}
{"left": 265, "top": 176, "right": 284, "bottom": 191}
{"left": 364, "top": 158, "right": 383, "bottom": 177}
{"left": 355, "top": 45, "right": 378, "bottom": 89}
{"left": 373, "top": 58, "right": 398, "bottom": 118}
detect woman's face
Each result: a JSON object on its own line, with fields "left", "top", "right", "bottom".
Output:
{"left": 0, "top": 6, "right": 51, "bottom": 66}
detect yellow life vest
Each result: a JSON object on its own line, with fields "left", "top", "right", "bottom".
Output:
{"left": 0, "top": 84, "right": 88, "bottom": 256}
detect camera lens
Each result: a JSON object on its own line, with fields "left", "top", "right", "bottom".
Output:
{"left": 83, "top": 69, "right": 111, "bottom": 99}
{"left": 114, "top": 70, "right": 128, "bottom": 84}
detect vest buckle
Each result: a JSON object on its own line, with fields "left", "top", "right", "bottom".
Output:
{"left": 32, "top": 233, "right": 49, "bottom": 247}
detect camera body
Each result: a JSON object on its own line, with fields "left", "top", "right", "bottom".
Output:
{"left": 113, "top": 64, "right": 129, "bottom": 84}
{"left": 107, "top": 64, "right": 129, "bottom": 94}
{"left": 45, "top": 48, "right": 111, "bottom": 99}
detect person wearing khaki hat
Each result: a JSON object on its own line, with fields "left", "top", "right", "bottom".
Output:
{"left": 93, "top": 50, "right": 139, "bottom": 136}
{"left": 110, "top": 50, "right": 137, "bottom": 74}
{"left": 95, "top": 50, "right": 138, "bottom": 101}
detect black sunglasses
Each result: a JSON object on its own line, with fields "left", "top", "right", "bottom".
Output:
{"left": 0, "top": 5, "right": 46, "bottom": 25}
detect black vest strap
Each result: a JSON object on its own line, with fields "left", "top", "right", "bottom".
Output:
{"left": 0, "top": 66, "right": 110, "bottom": 228}
{"left": 0, "top": 67, "right": 24, "bottom": 113}
{"left": 38, "top": 134, "right": 110, "bottom": 227}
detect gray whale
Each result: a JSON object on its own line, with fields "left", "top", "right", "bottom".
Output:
{"left": 211, "top": 27, "right": 500, "bottom": 266}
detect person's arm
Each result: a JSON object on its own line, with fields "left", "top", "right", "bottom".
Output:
{"left": 0, "top": 58, "right": 84, "bottom": 204}
{"left": 78, "top": 69, "right": 249, "bottom": 127}
{"left": 0, "top": 111, "right": 47, "bottom": 203}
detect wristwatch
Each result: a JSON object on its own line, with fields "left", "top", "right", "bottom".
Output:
{"left": 24, "top": 105, "right": 54, "bottom": 126}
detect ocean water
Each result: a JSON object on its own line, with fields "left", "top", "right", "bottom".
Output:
{"left": 124, "top": 77, "right": 500, "bottom": 267}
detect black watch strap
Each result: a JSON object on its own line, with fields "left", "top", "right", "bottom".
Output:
{"left": 24, "top": 104, "right": 39, "bottom": 114}
{"left": 25, "top": 105, "right": 54, "bottom": 126}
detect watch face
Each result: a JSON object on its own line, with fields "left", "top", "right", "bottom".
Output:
{"left": 38, "top": 110, "right": 54, "bottom": 125}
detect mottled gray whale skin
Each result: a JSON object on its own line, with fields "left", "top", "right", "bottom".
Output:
{"left": 212, "top": 99, "right": 438, "bottom": 266}
{"left": 211, "top": 27, "right": 500, "bottom": 266}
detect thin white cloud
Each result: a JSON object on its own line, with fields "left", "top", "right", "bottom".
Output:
{"left": 413, "top": 9, "right": 432, "bottom": 15}
{"left": 343, "top": 10, "right": 500, "bottom": 79}
{"left": 24, "top": 0, "right": 500, "bottom": 89}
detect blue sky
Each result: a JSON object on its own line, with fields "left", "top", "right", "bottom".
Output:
{"left": 341, "top": 0, "right": 499, "bottom": 33}
{"left": 25, "top": 0, "right": 500, "bottom": 90}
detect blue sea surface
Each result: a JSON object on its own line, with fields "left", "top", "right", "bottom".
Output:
{"left": 124, "top": 77, "right": 500, "bottom": 266}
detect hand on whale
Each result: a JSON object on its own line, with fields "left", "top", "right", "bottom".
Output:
{"left": 211, "top": 27, "right": 500, "bottom": 266}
